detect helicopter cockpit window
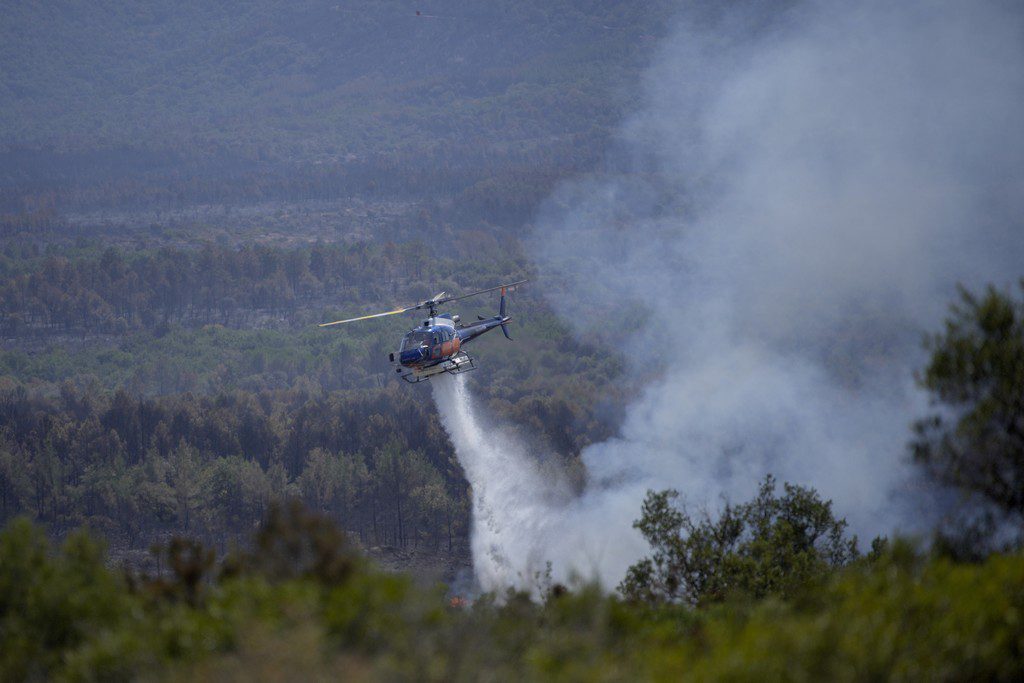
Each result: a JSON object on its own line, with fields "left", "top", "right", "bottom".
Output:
{"left": 401, "top": 331, "right": 431, "bottom": 351}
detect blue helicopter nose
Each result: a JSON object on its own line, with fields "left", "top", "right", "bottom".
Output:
{"left": 399, "top": 347, "right": 426, "bottom": 366}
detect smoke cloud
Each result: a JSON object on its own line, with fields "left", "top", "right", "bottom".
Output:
{"left": 437, "top": 0, "right": 1024, "bottom": 592}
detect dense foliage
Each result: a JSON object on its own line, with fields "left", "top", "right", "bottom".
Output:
{"left": 0, "top": 241, "right": 624, "bottom": 556}
{"left": 2, "top": 507, "right": 1022, "bottom": 681}
{"left": 0, "top": 242, "right": 528, "bottom": 335}
{"left": 0, "top": 220, "right": 626, "bottom": 560}
{"left": 0, "top": 381, "right": 466, "bottom": 552}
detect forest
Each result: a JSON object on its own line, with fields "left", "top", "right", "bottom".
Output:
{"left": 0, "top": 242, "right": 624, "bottom": 562}
{"left": 0, "top": 0, "right": 650, "bottom": 598}
{"left": 1, "top": 244, "right": 1020, "bottom": 678}
{"left": 2, "top": 0, "right": 1023, "bottom": 680}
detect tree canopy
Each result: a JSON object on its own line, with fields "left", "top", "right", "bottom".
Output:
{"left": 620, "top": 475, "right": 860, "bottom": 605}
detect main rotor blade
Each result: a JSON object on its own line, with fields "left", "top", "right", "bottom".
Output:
{"left": 318, "top": 306, "right": 412, "bottom": 327}
{"left": 319, "top": 281, "right": 525, "bottom": 327}
{"left": 435, "top": 279, "right": 527, "bottom": 305}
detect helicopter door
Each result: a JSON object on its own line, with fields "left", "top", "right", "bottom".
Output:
{"left": 439, "top": 328, "right": 452, "bottom": 357}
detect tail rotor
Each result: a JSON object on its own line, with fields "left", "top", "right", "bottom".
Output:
{"left": 499, "top": 287, "right": 513, "bottom": 340}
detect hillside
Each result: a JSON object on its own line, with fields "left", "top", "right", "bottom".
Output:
{"left": 1, "top": 0, "right": 673, "bottom": 212}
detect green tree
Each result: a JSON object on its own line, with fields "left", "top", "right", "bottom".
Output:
{"left": 620, "top": 475, "right": 859, "bottom": 605}
{"left": 0, "top": 443, "right": 31, "bottom": 523}
{"left": 0, "top": 519, "right": 132, "bottom": 680}
{"left": 298, "top": 447, "right": 345, "bottom": 513}
{"left": 168, "top": 439, "right": 205, "bottom": 533}
{"left": 912, "top": 282, "right": 1024, "bottom": 521}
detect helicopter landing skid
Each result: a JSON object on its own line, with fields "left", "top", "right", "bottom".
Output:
{"left": 399, "top": 352, "right": 477, "bottom": 383}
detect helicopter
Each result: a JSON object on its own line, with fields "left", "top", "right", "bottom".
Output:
{"left": 319, "top": 280, "right": 527, "bottom": 383}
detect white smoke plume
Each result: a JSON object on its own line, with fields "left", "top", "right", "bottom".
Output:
{"left": 432, "top": 374, "right": 650, "bottom": 591}
{"left": 436, "top": 0, "right": 1024, "bottom": 592}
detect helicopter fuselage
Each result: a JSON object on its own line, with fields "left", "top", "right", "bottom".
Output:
{"left": 396, "top": 312, "right": 509, "bottom": 370}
